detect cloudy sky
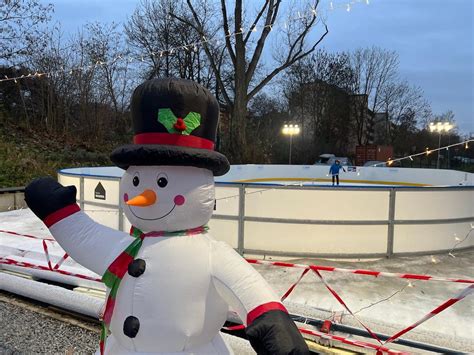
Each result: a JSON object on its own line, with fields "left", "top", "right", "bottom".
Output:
{"left": 46, "top": 0, "right": 473, "bottom": 134}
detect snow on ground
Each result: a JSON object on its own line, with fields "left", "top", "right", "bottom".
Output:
{"left": 257, "top": 253, "right": 473, "bottom": 351}
{"left": 1, "top": 209, "right": 473, "bottom": 352}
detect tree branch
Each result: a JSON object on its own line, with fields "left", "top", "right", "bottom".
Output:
{"left": 220, "top": 0, "right": 236, "bottom": 65}
{"left": 234, "top": 0, "right": 245, "bottom": 67}
{"left": 243, "top": 1, "right": 270, "bottom": 44}
{"left": 171, "top": 2, "right": 232, "bottom": 107}
{"left": 245, "top": 0, "right": 280, "bottom": 87}
{"left": 248, "top": 22, "right": 328, "bottom": 100}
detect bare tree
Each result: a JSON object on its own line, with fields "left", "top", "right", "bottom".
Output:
{"left": 21, "top": 23, "right": 133, "bottom": 140}
{"left": 82, "top": 22, "right": 134, "bottom": 134}
{"left": 125, "top": 0, "right": 214, "bottom": 87}
{"left": 172, "top": 0, "right": 328, "bottom": 161}
{"left": 350, "top": 47, "right": 399, "bottom": 144}
{"left": 22, "top": 26, "right": 75, "bottom": 133}
{"left": 0, "top": 0, "right": 53, "bottom": 64}
{"left": 379, "top": 81, "right": 431, "bottom": 143}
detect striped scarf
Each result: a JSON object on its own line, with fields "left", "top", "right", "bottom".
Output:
{"left": 99, "top": 225, "right": 208, "bottom": 354}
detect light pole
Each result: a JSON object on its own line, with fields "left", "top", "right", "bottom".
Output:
{"left": 429, "top": 121, "right": 453, "bottom": 169}
{"left": 282, "top": 123, "right": 300, "bottom": 164}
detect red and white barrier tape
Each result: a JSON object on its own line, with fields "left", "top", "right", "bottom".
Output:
{"left": 246, "top": 259, "right": 474, "bottom": 284}
{"left": 382, "top": 284, "right": 474, "bottom": 346}
{"left": 0, "top": 257, "right": 101, "bottom": 282}
{"left": 53, "top": 252, "right": 69, "bottom": 270}
{"left": 41, "top": 239, "right": 69, "bottom": 271}
{"left": 311, "top": 268, "right": 383, "bottom": 345}
{"left": 0, "top": 229, "right": 55, "bottom": 241}
{"left": 299, "top": 327, "right": 405, "bottom": 354}
{"left": 281, "top": 268, "right": 310, "bottom": 302}
{"left": 277, "top": 261, "right": 474, "bottom": 351}
{"left": 42, "top": 240, "right": 53, "bottom": 270}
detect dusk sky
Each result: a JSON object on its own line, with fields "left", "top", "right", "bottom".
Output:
{"left": 45, "top": 0, "right": 473, "bottom": 134}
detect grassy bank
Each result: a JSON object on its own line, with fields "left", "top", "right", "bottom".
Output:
{"left": 0, "top": 124, "right": 128, "bottom": 188}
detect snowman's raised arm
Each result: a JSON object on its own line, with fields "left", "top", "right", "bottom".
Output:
{"left": 210, "top": 240, "right": 281, "bottom": 322}
{"left": 25, "top": 177, "right": 135, "bottom": 276}
{"left": 210, "top": 240, "right": 308, "bottom": 354}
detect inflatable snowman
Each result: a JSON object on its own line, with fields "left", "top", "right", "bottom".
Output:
{"left": 25, "top": 78, "right": 308, "bottom": 354}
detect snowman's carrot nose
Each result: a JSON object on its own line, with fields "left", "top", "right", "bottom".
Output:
{"left": 126, "top": 189, "right": 157, "bottom": 206}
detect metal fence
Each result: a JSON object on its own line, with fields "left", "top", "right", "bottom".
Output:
{"left": 210, "top": 183, "right": 474, "bottom": 258}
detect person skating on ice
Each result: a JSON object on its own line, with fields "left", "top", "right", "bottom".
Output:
{"left": 329, "top": 160, "right": 346, "bottom": 186}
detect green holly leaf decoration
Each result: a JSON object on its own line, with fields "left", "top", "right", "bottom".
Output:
{"left": 157, "top": 108, "right": 201, "bottom": 135}
{"left": 183, "top": 112, "right": 201, "bottom": 135}
{"left": 157, "top": 108, "right": 177, "bottom": 132}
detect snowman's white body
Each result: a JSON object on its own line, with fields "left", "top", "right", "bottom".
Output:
{"left": 47, "top": 166, "right": 281, "bottom": 354}
{"left": 110, "top": 234, "right": 228, "bottom": 354}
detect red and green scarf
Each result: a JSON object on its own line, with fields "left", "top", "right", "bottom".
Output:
{"left": 99, "top": 225, "right": 208, "bottom": 354}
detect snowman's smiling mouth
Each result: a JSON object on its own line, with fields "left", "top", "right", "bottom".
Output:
{"left": 128, "top": 204, "right": 177, "bottom": 221}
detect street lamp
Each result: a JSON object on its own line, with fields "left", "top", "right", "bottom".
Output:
{"left": 429, "top": 121, "right": 453, "bottom": 169}
{"left": 282, "top": 123, "right": 300, "bottom": 164}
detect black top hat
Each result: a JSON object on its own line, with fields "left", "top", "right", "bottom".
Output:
{"left": 110, "top": 78, "right": 230, "bottom": 176}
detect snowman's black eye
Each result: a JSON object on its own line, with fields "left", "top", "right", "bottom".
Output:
{"left": 157, "top": 173, "right": 168, "bottom": 188}
{"left": 133, "top": 176, "right": 140, "bottom": 186}
{"left": 157, "top": 177, "right": 168, "bottom": 188}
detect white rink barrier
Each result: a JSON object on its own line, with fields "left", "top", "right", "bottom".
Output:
{"left": 58, "top": 165, "right": 474, "bottom": 258}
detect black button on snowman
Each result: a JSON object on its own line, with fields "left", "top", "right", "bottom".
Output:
{"left": 127, "top": 258, "right": 145, "bottom": 277}
{"left": 25, "top": 78, "right": 308, "bottom": 354}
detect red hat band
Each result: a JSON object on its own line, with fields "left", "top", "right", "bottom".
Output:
{"left": 133, "top": 132, "right": 215, "bottom": 150}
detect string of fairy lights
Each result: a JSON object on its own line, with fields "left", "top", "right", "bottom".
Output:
{"left": 374, "top": 139, "right": 473, "bottom": 167}
{"left": 0, "top": 0, "right": 372, "bottom": 84}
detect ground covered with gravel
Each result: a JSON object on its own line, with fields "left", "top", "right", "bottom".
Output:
{"left": 0, "top": 294, "right": 99, "bottom": 354}
{"left": 0, "top": 292, "right": 255, "bottom": 355}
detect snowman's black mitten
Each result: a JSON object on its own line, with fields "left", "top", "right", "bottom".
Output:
{"left": 25, "top": 177, "right": 77, "bottom": 221}
{"left": 246, "top": 310, "right": 309, "bottom": 355}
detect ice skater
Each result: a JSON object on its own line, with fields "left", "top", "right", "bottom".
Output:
{"left": 329, "top": 160, "right": 346, "bottom": 186}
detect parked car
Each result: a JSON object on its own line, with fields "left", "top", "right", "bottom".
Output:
{"left": 330, "top": 157, "right": 353, "bottom": 166}
{"left": 314, "top": 154, "right": 335, "bottom": 165}
{"left": 315, "top": 154, "right": 353, "bottom": 166}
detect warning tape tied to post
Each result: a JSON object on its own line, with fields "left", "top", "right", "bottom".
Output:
{"left": 312, "top": 267, "right": 384, "bottom": 345}
{"left": 251, "top": 258, "right": 474, "bottom": 352}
